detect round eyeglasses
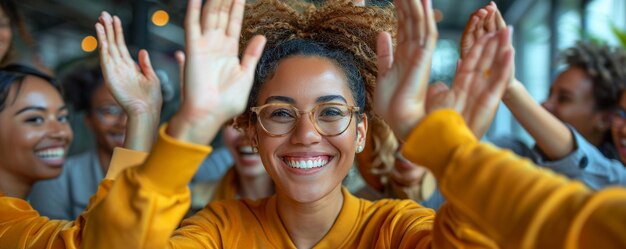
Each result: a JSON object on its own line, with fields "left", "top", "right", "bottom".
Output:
{"left": 251, "top": 103, "right": 361, "bottom": 136}
{"left": 93, "top": 105, "right": 127, "bottom": 125}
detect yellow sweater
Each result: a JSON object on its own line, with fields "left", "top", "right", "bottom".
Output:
{"left": 0, "top": 147, "right": 147, "bottom": 249}
{"left": 82, "top": 110, "right": 626, "bottom": 248}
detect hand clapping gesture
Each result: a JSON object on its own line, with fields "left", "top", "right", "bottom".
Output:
{"left": 428, "top": 29, "right": 514, "bottom": 138}
{"left": 374, "top": 0, "right": 438, "bottom": 140}
{"left": 168, "top": 0, "right": 266, "bottom": 145}
{"left": 375, "top": 0, "right": 513, "bottom": 140}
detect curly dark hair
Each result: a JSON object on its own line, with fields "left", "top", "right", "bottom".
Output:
{"left": 237, "top": 0, "right": 399, "bottom": 179}
{"left": 562, "top": 42, "right": 626, "bottom": 110}
{"left": 61, "top": 64, "right": 104, "bottom": 113}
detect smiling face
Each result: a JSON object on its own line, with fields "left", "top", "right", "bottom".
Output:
{"left": 252, "top": 56, "right": 367, "bottom": 203}
{"left": 542, "top": 67, "right": 607, "bottom": 145}
{"left": 85, "top": 84, "right": 127, "bottom": 154}
{"left": 0, "top": 76, "right": 73, "bottom": 182}
{"left": 223, "top": 124, "right": 266, "bottom": 178}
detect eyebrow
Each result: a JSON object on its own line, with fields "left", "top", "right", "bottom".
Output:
{"left": 264, "top": 95, "right": 348, "bottom": 105}
{"left": 265, "top": 96, "right": 295, "bottom": 104}
{"left": 316, "top": 95, "right": 347, "bottom": 104}
{"left": 15, "top": 105, "right": 68, "bottom": 116}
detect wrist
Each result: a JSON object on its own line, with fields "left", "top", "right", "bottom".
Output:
{"left": 167, "top": 107, "right": 223, "bottom": 145}
{"left": 502, "top": 79, "right": 524, "bottom": 104}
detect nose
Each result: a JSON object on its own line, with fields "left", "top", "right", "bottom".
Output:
{"left": 115, "top": 112, "right": 129, "bottom": 128}
{"left": 290, "top": 113, "right": 322, "bottom": 146}
{"left": 48, "top": 119, "right": 72, "bottom": 141}
{"left": 541, "top": 99, "right": 554, "bottom": 113}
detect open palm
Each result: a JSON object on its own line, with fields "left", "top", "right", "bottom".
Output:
{"left": 182, "top": 0, "right": 266, "bottom": 124}
{"left": 374, "top": 0, "right": 438, "bottom": 140}
{"left": 95, "top": 12, "right": 162, "bottom": 115}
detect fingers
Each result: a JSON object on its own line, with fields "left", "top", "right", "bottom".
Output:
{"left": 175, "top": 50, "right": 186, "bottom": 73}
{"left": 175, "top": 50, "right": 186, "bottom": 101}
{"left": 138, "top": 49, "right": 157, "bottom": 79}
{"left": 240, "top": 35, "right": 267, "bottom": 73}
{"left": 422, "top": 0, "right": 437, "bottom": 49}
{"left": 216, "top": 0, "right": 232, "bottom": 31}
{"left": 99, "top": 12, "right": 121, "bottom": 60}
{"left": 474, "top": 9, "right": 487, "bottom": 40}
{"left": 227, "top": 0, "right": 245, "bottom": 37}
{"left": 376, "top": 32, "right": 393, "bottom": 77}
{"left": 95, "top": 23, "right": 109, "bottom": 63}
{"left": 203, "top": 0, "right": 221, "bottom": 31}
{"left": 484, "top": 5, "right": 497, "bottom": 32}
{"left": 476, "top": 33, "right": 500, "bottom": 73}
{"left": 491, "top": 2, "right": 507, "bottom": 29}
{"left": 458, "top": 32, "right": 494, "bottom": 74}
{"left": 185, "top": 0, "right": 202, "bottom": 41}
{"left": 394, "top": 0, "right": 410, "bottom": 44}
{"left": 113, "top": 16, "right": 132, "bottom": 62}
{"left": 427, "top": 81, "right": 449, "bottom": 97}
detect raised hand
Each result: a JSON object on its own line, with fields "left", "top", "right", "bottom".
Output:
{"left": 428, "top": 28, "right": 514, "bottom": 138}
{"left": 460, "top": 2, "right": 506, "bottom": 59}
{"left": 167, "top": 0, "right": 266, "bottom": 145}
{"left": 95, "top": 11, "right": 162, "bottom": 152}
{"left": 374, "top": 0, "right": 438, "bottom": 141}
{"left": 95, "top": 12, "right": 162, "bottom": 116}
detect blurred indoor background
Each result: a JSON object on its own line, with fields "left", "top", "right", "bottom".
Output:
{"left": 10, "top": 0, "right": 626, "bottom": 154}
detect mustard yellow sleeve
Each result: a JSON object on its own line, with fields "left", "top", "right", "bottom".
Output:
{"left": 104, "top": 147, "right": 148, "bottom": 180}
{"left": 0, "top": 180, "right": 113, "bottom": 249}
{"left": 82, "top": 125, "right": 212, "bottom": 249}
{"left": 401, "top": 109, "right": 626, "bottom": 248}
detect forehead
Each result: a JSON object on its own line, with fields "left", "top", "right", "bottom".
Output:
{"left": 257, "top": 56, "right": 352, "bottom": 105}
{"left": 4, "top": 76, "right": 63, "bottom": 111}
{"left": 553, "top": 67, "right": 594, "bottom": 95}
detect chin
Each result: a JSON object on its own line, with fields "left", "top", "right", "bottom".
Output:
{"left": 280, "top": 180, "right": 342, "bottom": 204}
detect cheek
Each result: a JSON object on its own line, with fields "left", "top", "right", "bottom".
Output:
{"left": 11, "top": 126, "right": 46, "bottom": 149}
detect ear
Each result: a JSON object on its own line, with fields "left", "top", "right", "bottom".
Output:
{"left": 356, "top": 114, "right": 368, "bottom": 153}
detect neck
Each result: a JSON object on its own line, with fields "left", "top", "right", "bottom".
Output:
{"left": 276, "top": 185, "right": 344, "bottom": 249}
{"left": 96, "top": 147, "right": 113, "bottom": 174}
{"left": 0, "top": 167, "right": 33, "bottom": 198}
{"left": 237, "top": 172, "right": 274, "bottom": 200}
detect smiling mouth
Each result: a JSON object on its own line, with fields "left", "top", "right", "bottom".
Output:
{"left": 35, "top": 147, "right": 66, "bottom": 164}
{"left": 282, "top": 156, "right": 330, "bottom": 169}
{"left": 109, "top": 133, "right": 125, "bottom": 145}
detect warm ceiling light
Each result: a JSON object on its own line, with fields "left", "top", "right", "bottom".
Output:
{"left": 152, "top": 10, "right": 169, "bottom": 27}
{"left": 81, "top": 35, "right": 97, "bottom": 52}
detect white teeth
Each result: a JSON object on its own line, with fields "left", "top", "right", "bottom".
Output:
{"left": 239, "top": 146, "right": 255, "bottom": 153}
{"left": 286, "top": 158, "right": 328, "bottom": 169}
{"left": 111, "top": 133, "right": 125, "bottom": 142}
{"left": 35, "top": 148, "right": 65, "bottom": 160}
